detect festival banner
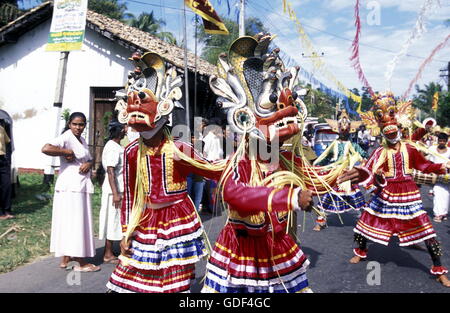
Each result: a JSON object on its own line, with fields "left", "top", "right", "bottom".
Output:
{"left": 281, "top": 0, "right": 362, "bottom": 105}
{"left": 350, "top": 0, "right": 374, "bottom": 97}
{"left": 279, "top": 48, "right": 360, "bottom": 116}
{"left": 384, "top": 0, "right": 440, "bottom": 89}
{"left": 432, "top": 91, "right": 439, "bottom": 111}
{"left": 46, "top": 0, "right": 88, "bottom": 52}
{"left": 185, "top": 0, "right": 229, "bottom": 35}
{"left": 402, "top": 34, "right": 450, "bottom": 99}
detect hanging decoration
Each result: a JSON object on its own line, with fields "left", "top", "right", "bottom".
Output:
{"left": 432, "top": 91, "right": 439, "bottom": 112}
{"left": 184, "top": 0, "right": 229, "bottom": 35}
{"left": 384, "top": 0, "right": 441, "bottom": 89}
{"left": 281, "top": 0, "right": 362, "bottom": 105}
{"left": 402, "top": 34, "right": 450, "bottom": 99}
{"left": 278, "top": 50, "right": 360, "bottom": 116}
{"left": 350, "top": 0, "right": 374, "bottom": 97}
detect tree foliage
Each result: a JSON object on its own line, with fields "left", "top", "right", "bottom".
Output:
{"left": 88, "top": 0, "right": 132, "bottom": 22}
{"left": 196, "top": 17, "right": 268, "bottom": 65}
{"left": 126, "top": 12, "right": 165, "bottom": 34}
{"left": 0, "top": 1, "right": 22, "bottom": 27}
{"left": 412, "top": 82, "right": 450, "bottom": 127}
{"left": 300, "top": 84, "right": 337, "bottom": 122}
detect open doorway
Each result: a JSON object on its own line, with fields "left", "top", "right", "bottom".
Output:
{"left": 89, "top": 86, "right": 122, "bottom": 178}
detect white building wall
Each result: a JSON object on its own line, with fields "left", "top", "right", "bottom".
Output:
{"left": 0, "top": 18, "right": 133, "bottom": 170}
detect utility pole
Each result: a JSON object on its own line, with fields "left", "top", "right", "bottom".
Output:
{"left": 182, "top": 2, "right": 190, "bottom": 133}
{"left": 239, "top": 0, "right": 245, "bottom": 37}
{"left": 45, "top": 50, "right": 69, "bottom": 186}
{"left": 439, "top": 61, "right": 450, "bottom": 91}
{"left": 194, "top": 15, "right": 198, "bottom": 118}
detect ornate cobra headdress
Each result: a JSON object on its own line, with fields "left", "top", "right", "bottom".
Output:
{"left": 360, "top": 91, "right": 415, "bottom": 144}
{"left": 115, "top": 52, "right": 183, "bottom": 135}
{"left": 208, "top": 33, "right": 308, "bottom": 143}
{"left": 325, "top": 109, "right": 361, "bottom": 136}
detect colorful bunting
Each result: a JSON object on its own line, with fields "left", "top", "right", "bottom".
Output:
{"left": 350, "top": 0, "right": 374, "bottom": 97}
{"left": 402, "top": 34, "right": 450, "bottom": 99}
{"left": 281, "top": 0, "right": 362, "bottom": 105}
{"left": 384, "top": 0, "right": 441, "bottom": 89}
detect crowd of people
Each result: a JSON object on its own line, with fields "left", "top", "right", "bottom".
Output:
{"left": 2, "top": 34, "right": 450, "bottom": 293}
{"left": 2, "top": 105, "right": 449, "bottom": 291}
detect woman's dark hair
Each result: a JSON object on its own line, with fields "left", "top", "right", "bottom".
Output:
{"left": 62, "top": 112, "right": 87, "bottom": 134}
{"left": 108, "top": 120, "right": 125, "bottom": 140}
{"left": 438, "top": 132, "right": 449, "bottom": 142}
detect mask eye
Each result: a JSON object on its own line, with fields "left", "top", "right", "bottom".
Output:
{"left": 388, "top": 107, "right": 396, "bottom": 116}
{"left": 376, "top": 110, "right": 383, "bottom": 119}
{"left": 269, "top": 93, "right": 278, "bottom": 103}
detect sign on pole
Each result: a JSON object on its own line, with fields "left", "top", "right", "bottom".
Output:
{"left": 46, "top": 0, "right": 88, "bottom": 52}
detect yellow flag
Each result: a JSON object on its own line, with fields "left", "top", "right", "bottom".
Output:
{"left": 432, "top": 91, "right": 439, "bottom": 112}
{"left": 184, "top": 0, "right": 229, "bottom": 35}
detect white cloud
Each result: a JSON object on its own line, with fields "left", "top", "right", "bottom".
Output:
{"left": 178, "top": 0, "right": 450, "bottom": 99}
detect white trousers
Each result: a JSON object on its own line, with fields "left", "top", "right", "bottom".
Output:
{"left": 433, "top": 183, "right": 450, "bottom": 217}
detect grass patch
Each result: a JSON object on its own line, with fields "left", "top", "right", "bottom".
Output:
{"left": 0, "top": 173, "right": 102, "bottom": 274}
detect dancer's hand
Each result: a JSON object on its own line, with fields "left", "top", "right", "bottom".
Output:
{"left": 120, "top": 237, "right": 133, "bottom": 258}
{"left": 375, "top": 169, "right": 384, "bottom": 179}
{"left": 298, "top": 189, "right": 313, "bottom": 212}
{"left": 444, "top": 161, "right": 450, "bottom": 170}
{"left": 337, "top": 168, "right": 361, "bottom": 184}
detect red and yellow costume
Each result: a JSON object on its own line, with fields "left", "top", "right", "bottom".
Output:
{"left": 199, "top": 34, "right": 367, "bottom": 292}
{"left": 354, "top": 92, "right": 448, "bottom": 277}
{"left": 106, "top": 52, "right": 226, "bottom": 293}
{"left": 204, "top": 152, "right": 312, "bottom": 293}
{"left": 107, "top": 139, "right": 222, "bottom": 293}
{"left": 356, "top": 142, "right": 444, "bottom": 247}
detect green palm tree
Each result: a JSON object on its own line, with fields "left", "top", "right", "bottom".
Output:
{"left": 412, "top": 82, "right": 450, "bottom": 127}
{"left": 0, "top": 1, "right": 21, "bottom": 27}
{"left": 126, "top": 12, "right": 165, "bottom": 35}
{"left": 126, "top": 12, "right": 179, "bottom": 46}
{"left": 412, "top": 82, "right": 443, "bottom": 114}
{"left": 88, "top": 0, "right": 132, "bottom": 22}
{"left": 157, "top": 32, "right": 178, "bottom": 46}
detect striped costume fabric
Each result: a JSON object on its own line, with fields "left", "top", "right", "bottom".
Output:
{"left": 355, "top": 210, "right": 436, "bottom": 246}
{"left": 319, "top": 186, "right": 366, "bottom": 213}
{"left": 201, "top": 224, "right": 312, "bottom": 293}
{"left": 354, "top": 143, "right": 444, "bottom": 248}
{"left": 108, "top": 263, "right": 195, "bottom": 293}
{"left": 107, "top": 198, "right": 208, "bottom": 292}
{"left": 106, "top": 138, "right": 224, "bottom": 293}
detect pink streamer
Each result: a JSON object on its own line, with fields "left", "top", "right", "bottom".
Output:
{"left": 402, "top": 34, "right": 450, "bottom": 99}
{"left": 350, "top": 0, "right": 374, "bottom": 96}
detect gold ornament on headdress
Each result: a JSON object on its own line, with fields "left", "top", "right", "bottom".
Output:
{"left": 325, "top": 109, "right": 361, "bottom": 134}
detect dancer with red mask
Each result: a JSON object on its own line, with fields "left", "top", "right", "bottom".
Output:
{"left": 351, "top": 92, "right": 450, "bottom": 287}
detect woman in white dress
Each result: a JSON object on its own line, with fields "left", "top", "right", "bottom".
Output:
{"left": 99, "top": 121, "right": 126, "bottom": 264}
{"left": 427, "top": 132, "right": 450, "bottom": 222}
{"left": 42, "top": 112, "right": 100, "bottom": 272}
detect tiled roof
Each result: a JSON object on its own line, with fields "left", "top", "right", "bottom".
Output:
{"left": 0, "top": 1, "right": 217, "bottom": 76}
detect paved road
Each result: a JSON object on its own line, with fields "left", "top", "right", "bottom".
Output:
{"left": 0, "top": 186, "right": 449, "bottom": 293}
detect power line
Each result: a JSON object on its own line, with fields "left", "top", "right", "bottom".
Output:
{"left": 247, "top": 0, "right": 449, "bottom": 63}
{"left": 121, "top": 0, "right": 448, "bottom": 65}
{"left": 123, "top": 0, "right": 187, "bottom": 12}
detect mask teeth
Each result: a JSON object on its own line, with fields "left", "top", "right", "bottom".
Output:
{"left": 274, "top": 116, "right": 297, "bottom": 131}
{"left": 383, "top": 130, "right": 401, "bottom": 144}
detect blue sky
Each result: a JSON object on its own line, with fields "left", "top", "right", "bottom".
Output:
{"left": 21, "top": 0, "right": 450, "bottom": 97}
{"left": 123, "top": 0, "right": 450, "bottom": 97}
